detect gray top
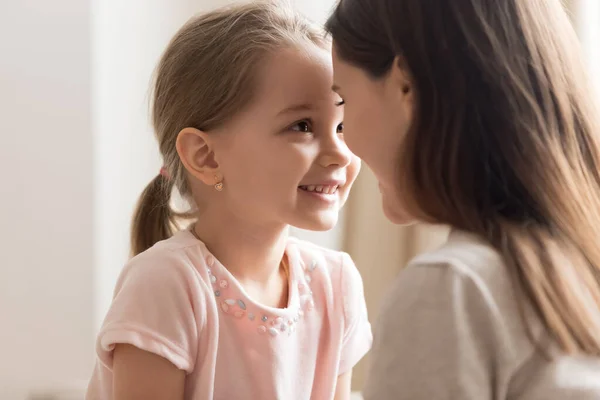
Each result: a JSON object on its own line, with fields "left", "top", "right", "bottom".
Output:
{"left": 363, "top": 230, "right": 600, "bottom": 399}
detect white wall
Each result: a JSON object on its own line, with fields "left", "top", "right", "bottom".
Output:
{"left": 0, "top": 0, "right": 94, "bottom": 398}
{"left": 576, "top": 0, "right": 600, "bottom": 99}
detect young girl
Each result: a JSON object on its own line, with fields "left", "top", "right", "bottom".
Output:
{"left": 86, "top": 3, "right": 372, "bottom": 399}
{"left": 327, "top": 0, "right": 600, "bottom": 398}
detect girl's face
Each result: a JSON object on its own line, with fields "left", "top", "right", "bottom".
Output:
{"left": 211, "top": 44, "right": 360, "bottom": 231}
{"left": 331, "top": 44, "right": 414, "bottom": 224}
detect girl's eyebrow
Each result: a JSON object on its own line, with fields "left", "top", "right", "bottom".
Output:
{"left": 277, "top": 103, "right": 315, "bottom": 116}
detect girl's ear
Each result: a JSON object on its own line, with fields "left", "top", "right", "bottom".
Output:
{"left": 176, "top": 127, "right": 221, "bottom": 186}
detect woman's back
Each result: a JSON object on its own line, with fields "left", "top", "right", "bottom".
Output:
{"left": 364, "top": 230, "right": 600, "bottom": 399}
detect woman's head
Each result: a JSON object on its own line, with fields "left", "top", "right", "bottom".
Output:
{"left": 132, "top": 2, "right": 359, "bottom": 255}
{"left": 328, "top": 0, "right": 600, "bottom": 354}
{"left": 328, "top": 0, "right": 600, "bottom": 227}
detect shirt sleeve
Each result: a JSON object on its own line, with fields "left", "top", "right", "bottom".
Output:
{"left": 338, "top": 252, "right": 373, "bottom": 375}
{"left": 363, "top": 260, "right": 503, "bottom": 400}
{"left": 96, "top": 250, "right": 203, "bottom": 373}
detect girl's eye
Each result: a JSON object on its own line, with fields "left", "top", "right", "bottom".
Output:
{"left": 290, "top": 120, "right": 313, "bottom": 133}
{"left": 335, "top": 99, "right": 345, "bottom": 106}
{"left": 336, "top": 123, "right": 344, "bottom": 134}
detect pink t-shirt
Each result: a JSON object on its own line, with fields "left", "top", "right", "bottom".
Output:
{"left": 86, "top": 230, "right": 372, "bottom": 399}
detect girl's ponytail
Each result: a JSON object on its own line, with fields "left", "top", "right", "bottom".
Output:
{"left": 130, "top": 174, "right": 176, "bottom": 257}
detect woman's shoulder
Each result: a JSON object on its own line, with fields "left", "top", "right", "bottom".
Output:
{"left": 404, "top": 229, "right": 517, "bottom": 300}
{"left": 396, "top": 229, "right": 518, "bottom": 312}
{"left": 382, "top": 229, "right": 532, "bottom": 358}
{"left": 362, "top": 229, "right": 536, "bottom": 398}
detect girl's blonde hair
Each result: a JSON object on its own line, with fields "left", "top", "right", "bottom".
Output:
{"left": 328, "top": 0, "right": 600, "bottom": 355}
{"left": 131, "top": 2, "right": 326, "bottom": 256}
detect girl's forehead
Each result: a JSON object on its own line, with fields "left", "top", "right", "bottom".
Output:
{"left": 251, "top": 46, "right": 336, "bottom": 112}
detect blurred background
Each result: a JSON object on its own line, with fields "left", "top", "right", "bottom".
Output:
{"left": 0, "top": 0, "right": 598, "bottom": 398}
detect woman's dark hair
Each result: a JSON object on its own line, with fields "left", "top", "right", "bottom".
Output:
{"left": 327, "top": 0, "right": 600, "bottom": 355}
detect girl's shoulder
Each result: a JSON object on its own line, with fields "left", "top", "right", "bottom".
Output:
{"left": 97, "top": 230, "right": 214, "bottom": 374}
{"left": 114, "top": 230, "right": 213, "bottom": 299}
{"left": 286, "top": 236, "right": 362, "bottom": 289}
{"left": 287, "top": 236, "right": 372, "bottom": 371}
{"left": 286, "top": 236, "right": 368, "bottom": 325}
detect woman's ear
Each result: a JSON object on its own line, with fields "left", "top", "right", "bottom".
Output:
{"left": 386, "top": 55, "right": 414, "bottom": 121}
{"left": 176, "top": 127, "right": 221, "bottom": 186}
{"left": 391, "top": 55, "right": 413, "bottom": 98}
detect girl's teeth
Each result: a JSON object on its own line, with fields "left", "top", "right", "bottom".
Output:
{"left": 300, "top": 185, "right": 339, "bottom": 194}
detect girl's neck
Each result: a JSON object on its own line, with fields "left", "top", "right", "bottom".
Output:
{"left": 193, "top": 211, "right": 290, "bottom": 285}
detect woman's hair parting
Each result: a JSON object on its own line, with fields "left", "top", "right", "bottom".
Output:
{"left": 131, "top": 1, "right": 327, "bottom": 256}
{"left": 327, "top": 0, "right": 600, "bottom": 355}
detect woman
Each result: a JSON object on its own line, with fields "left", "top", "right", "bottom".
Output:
{"left": 327, "top": 0, "right": 600, "bottom": 398}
